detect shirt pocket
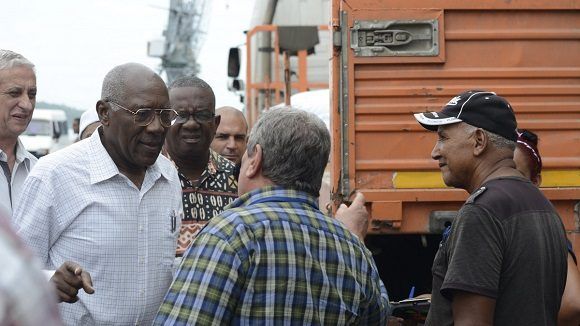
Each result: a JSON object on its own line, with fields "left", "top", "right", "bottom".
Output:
{"left": 161, "top": 209, "right": 181, "bottom": 268}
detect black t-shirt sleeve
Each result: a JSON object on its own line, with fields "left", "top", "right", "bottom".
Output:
{"left": 440, "top": 204, "right": 505, "bottom": 300}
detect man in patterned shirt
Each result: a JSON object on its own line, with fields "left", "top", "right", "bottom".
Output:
{"left": 164, "top": 75, "right": 238, "bottom": 256}
{"left": 154, "top": 107, "right": 391, "bottom": 325}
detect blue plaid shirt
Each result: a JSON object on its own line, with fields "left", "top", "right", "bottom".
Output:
{"left": 154, "top": 186, "right": 391, "bottom": 325}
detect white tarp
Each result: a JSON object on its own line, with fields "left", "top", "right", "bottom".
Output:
{"left": 272, "top": 89, "right": 330, "bottom": 130}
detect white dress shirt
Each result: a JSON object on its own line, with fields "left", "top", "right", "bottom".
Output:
{"left": 13, "top": 131, "right": 182, "bottom": 326}
{"left": 0, "top": 214, "right": 62, "bottom": 326}
{"left": 0, "top": 138, "right": 37, "bottom": 216}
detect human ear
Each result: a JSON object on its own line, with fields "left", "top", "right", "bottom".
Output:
{"left": 473, "top": 128, "right": 487, "bottom": 156}
{"left": 245, "top": 144, "right": 263, "bottom": 178}
{"left": 214, "top": 114, "right": 221, "bottom": 128}
{"left": 96, "top": 100, "right": 110, "bottom": 126}
{"left": 211, "top": 114, "right": 221, "bottom": 137}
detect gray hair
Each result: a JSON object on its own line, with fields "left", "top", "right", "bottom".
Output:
{"left": 101, "top": 63, "right": 162, "bottom": 103}
{"left": 462, "top": 123, "right": 516, "bottom": 150}
{"left": 168, "top": 75, "right": 215, "bottom": 108}
{"left": 247, "top": 107, "right": 330, "bottom": 196}
{"left": 101, "top": 64, "right": 132, "bottom": 103}
{"left": 0, "top": 49, "right": 35, "bottom": 71}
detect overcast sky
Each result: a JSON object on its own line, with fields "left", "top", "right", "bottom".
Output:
{"left": 0, "top": 0, "right": 254, "bottom": 114}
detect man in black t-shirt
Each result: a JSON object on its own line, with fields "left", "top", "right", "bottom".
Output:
{"left": 414, "top": 90, "right": 568, "bottom": 325}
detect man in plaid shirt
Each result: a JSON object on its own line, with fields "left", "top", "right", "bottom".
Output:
{"left": 154, "top": 107, "right": 391, "bottom": 325}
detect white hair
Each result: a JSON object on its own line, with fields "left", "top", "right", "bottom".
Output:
{"left": 0, "top": 49, "right": 35, "bottom": 71}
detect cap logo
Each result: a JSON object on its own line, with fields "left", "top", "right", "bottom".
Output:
{"left": 432, "top": 112, "right": 439, "bottom": 117}
{"left": 446, "top": 96, "right": 461, "bottom": 106}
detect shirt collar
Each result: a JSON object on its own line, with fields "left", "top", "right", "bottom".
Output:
{"left": 16, "top": 137, "right": 38, "bottom": 172}
{"left": 207, "top": 149, "right": 223, "bottom": 175}
{"left": 172, "top": 149, "right": 229, "bottom": 186}
{"left": 229, "top": 186, "right": 319, "bottom": 210}
{"left": 87, "top": 128, "right": 172, "bottom": 185}
{"left": 87, "top": 129, "right": 121, "bottom": 184}
{"left": 0, "top": 138, "right": 37, "bottom": 172}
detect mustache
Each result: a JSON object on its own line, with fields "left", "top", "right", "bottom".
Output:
{"left": 140, "top": 137, "right": 165, "bottom": 146}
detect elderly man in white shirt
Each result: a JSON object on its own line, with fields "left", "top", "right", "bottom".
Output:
{"left": 0, "top": 50, "right": 38, "bottom": 216}
{"left": 13, "top": 63, "right": 183, "bottom": 325}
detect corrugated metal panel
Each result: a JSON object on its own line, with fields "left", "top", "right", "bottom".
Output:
{"left": 331, "top": 0, "right": 580, "bottom": 235}
{"left": 351, "top": 9, "right": 580, "bottom": 180}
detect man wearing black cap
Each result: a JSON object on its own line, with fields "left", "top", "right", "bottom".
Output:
{"left": 414, "top": 90, "right": 568, "bottom": 325}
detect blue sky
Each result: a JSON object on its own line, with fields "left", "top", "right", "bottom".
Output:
{"left": 0, "top": 0, "right": 254, "bottom": 113}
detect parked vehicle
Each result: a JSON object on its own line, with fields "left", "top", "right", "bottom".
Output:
{"left": 21, "top": 109, "right": 72, "bottom": 157}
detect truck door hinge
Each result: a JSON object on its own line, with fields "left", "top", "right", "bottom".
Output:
{"left": 333, "top": 30, "right": 342, "bottom": 47}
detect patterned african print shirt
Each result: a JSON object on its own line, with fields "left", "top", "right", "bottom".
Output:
{"left": 154, "top": 186, "right": 391, "bottom": 325}
{"left": 175, "top": 150, "right": 238, "bottom": 255}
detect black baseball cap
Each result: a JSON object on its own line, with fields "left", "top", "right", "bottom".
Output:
{"left": 414, "top": 90, "right": 518, "bottom": 141}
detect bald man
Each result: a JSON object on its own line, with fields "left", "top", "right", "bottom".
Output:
{"left": 14, "top": 63, "right": 182, "bottom": 325}
{"left": 211, "top": 106, "right": 248, "bottom": 165}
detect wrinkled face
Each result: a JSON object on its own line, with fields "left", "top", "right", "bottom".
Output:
{"left": 166, "top": 86, "right": 218, "bottom": 160}
{"left": 211, "top": 112, "right": 247, "bottom": 164}
{"left": 431, "top": 123, "right": 474, "bottom": 190}
{"left": 106, "top": 76, "right": 170, "bottom": 169}
{"left": 0, "top": 66, "right": 36, "bottom": 141}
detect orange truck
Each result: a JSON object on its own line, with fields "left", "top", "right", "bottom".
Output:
{"left": 231, "top": 0, "right": 580, "bottom": 300}
{"left": 330, "top": 0, "right": 580, "bottom": 299}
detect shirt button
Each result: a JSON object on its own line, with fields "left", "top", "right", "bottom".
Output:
{"left": 138, "top": 225, "right": 143, "bottom": 232}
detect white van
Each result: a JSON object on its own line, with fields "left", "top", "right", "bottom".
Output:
{"left": 20, "top": 109, "right": 72, "bottom": 157}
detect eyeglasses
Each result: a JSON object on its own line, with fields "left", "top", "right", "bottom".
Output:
{"left": 108, "top": 101, "right": 178, "bottom": 128}
{"left": 174, "top": 109, "right": 216, "bottom": 124}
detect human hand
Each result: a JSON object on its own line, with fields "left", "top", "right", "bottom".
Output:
{"left": 335, "top": 191, "right": 369, "bottom": 240}
{"left": 50, "top": 261, "right": 94, "bottom": 303}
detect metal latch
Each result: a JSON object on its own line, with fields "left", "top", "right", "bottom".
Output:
{"left": 366, "top": 29, "right": 414, "bottom": 46}
{"left": 351, "top": 19, "right": 439, "bottom": 57}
